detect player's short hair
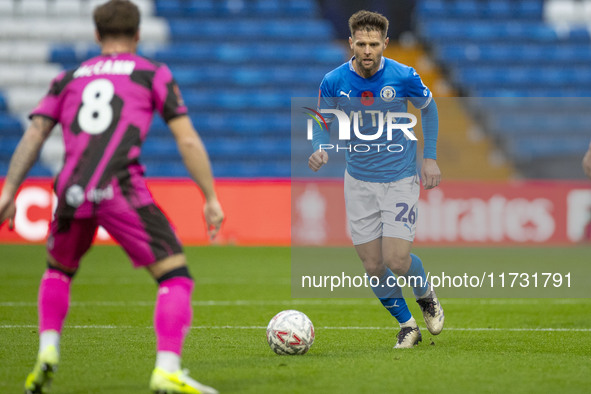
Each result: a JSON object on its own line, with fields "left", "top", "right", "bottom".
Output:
{"left": 348, "top": 10, "right": 389, "bottom": 39}
{"left": 93, "top": 0, "right": 140, "bottom": 40}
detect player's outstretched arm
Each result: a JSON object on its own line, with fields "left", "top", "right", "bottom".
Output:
{"left": 0, "top": 116, "right": 55, "bottom": 228}
{"left": 582, "top": 141, "right": 591, "bottom": 179}
{"left": 168, "top": 115, "right": 224, "bottom": 239}
{"left": 308, "top": 149, "right": 329, "bottom": 172}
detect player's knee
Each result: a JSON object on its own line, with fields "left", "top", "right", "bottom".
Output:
{"left": 361, "top": 257, "right": 385, "bottom": 277}
{"left": 384, "top": 252, "right": 411, "bottom": 275}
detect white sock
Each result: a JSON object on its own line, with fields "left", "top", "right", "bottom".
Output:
{"left": 399, "top": 316, "right": 417, "bottom": 328}
{"left": 39, "top": 330, "right": 60, "bottom": 355}
{"left": 417, "top": 284, "right": 433, "bottom": 300}
{"left": 156, "top": 351, "right": 181, "bottom": 373}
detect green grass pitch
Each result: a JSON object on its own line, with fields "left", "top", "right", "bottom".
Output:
{"left": 0, "top": 244, "right": 590, "bottom": 393}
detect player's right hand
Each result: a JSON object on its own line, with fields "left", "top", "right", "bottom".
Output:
{"left": 0, "top": 196, "right": 16, "bottom": 230}
{"left": 308, "top": 149, "right": 329, "bottom": 172}
{"left": 583, "top": 142, "right": 591, "bottom": 179}
{"left": 203, "top": 199, "right": 224, "bottom": 240}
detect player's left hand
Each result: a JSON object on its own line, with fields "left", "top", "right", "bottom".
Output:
{"left": 421, "top": 158, "right": 441, "bottom": 190}
{"left": 204, "top": 199, "right": 224, "bottom": 240}
{"left": 0, "top": 196, "right": 16, "bottom": 230}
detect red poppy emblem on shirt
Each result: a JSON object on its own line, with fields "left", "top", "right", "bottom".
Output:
{"left": 361, "top": 90, "right": 374, "bottom": 106}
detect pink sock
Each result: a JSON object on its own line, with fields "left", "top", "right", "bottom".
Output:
{"left": 38, "top": 269, "right": 71, "bottom": 333}
{"left": 154, "top": 277, "right": 194, "bottom": 355}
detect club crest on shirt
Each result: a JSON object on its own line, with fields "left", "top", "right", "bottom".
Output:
{"left": 380, "top": 86, "right": 396, "bottom": 102}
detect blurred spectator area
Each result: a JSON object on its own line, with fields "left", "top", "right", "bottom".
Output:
{"left": 416, "top": 0, "right": 591, "bottom": 179}
{"left": 0, "top": 0, "right": 347, "bottom": 178}
{"left": 316, "top": 0, "right": 514, "bottom": 180}
{"left": 0, "top": 0, "right": 167, "bottom": 177}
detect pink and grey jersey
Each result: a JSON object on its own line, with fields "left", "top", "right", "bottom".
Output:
{"left": 30, "top": 53, "right": 187, "bottom": 219}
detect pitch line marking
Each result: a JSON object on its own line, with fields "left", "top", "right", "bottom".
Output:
{"left": 0, "top": 300, "right": 377, "bottom": 307}
{"left": 0, "top": 299, "right": 589, "bottom": 307}
{"left": 0, "top": 324, "right": 589, "bottom": 332}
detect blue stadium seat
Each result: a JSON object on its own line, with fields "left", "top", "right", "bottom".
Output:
{"left": 263, "top": 21, "right": 332, "bottom": 39}
{"left": 514, "top": 0, "right": 544, "bottom": 19}
{"left": 419, "top": 0, "right": 591, "bottom": 149}
{"left": 28, "top": 164, "right": 53, "bottom": 177}
{"left": 186, "top": 0, "right": 215, "bottom": 16}
{"left": 49, "top": 46, "right": 77, "bottom": 64}
{"left": 455, "top": 65, "right": 590, "bottom": 89}
{"left": 147, "top": 43, "right": 344, "bottom": 65}
{"left": 168, "top": 20, "right": 227, "bottom": 40}
{"left": 0, "top": 115, "right": 22, "bottom": 134}
{"left": 205, "top": 138, "right": 289, "bottom": 160}
{"left": 418, "top": 0, "right": 543, "bottom": 20}
{"left": 471, "top": 87, "right": 583, "bottom": 97}
{"left": 154, "top": 0, "right": 317, "bottom": 18}
{"left": 422, "top": 20, "right": 559, "bottom": 43}
{"left": 483, "top": 1, "right": 513, "bottom": 18}
{"left": 198, "top": 112, "right": 289, "bottom": 135}
{"left": 568, "top": 27, "right": 590, "bottom": 42}
{"left": 253, "top": 0, "right": 281, "bottom": 15}
{"left": 452, "top": 1, "right": 480, "bottom": 17}
{"left": 285, "top": 0, "right": 318, "bottom": 17}
{"left": 49, "top": 43, "right": 346, "bottom": 68}
{"left": 36, "top": 1, "right": 345, "bottom": 178}
{"left": 154, "top": 0, "right": 185, "bottom": 18}
{"left": 170, "top": 65, "right": 324, "bottom": 88}
{"left": 488, "top": 114, "right": 591, "bottom": 136}
{"left": 0, "top": 94, "right": 6, "bottom": 112}
{"left": 142, "top": 161, "right": 189, "bottom": 177}
{"left": 142, "top": 138, "right": 179, "bottom": 159}
{"left": 85, "top": 47, "right": 102, "bottom": 59}
{"left": 148, "top": 111, "right": 290, "bottom": 137}
{"left": 211, "top": 160, "right": 290, "bottom": 177}
{"left": 417, "top": 0, "right": 446, "bottom": 17}
{"left": 178, "top": 88, "right": 304, "bottom": 111}
{"left": 0, "top": 136, "right": 20, "bottom": 157}
{"left": 508, "top": 136, "right": 590, "bottom": 161}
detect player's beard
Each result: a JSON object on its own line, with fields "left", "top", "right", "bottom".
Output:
{"left": 356, "top": 56, "right": 378, "bottom": 76}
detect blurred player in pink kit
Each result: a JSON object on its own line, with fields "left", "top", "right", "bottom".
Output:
{"left": 0, "top": 1, "right": 223, "bottom": 393}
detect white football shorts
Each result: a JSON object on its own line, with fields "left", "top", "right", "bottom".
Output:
{"left": 344, "top": 169, "right": 420, "bottom": 245}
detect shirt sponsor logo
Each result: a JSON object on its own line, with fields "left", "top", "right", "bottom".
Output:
{"left": 65, "top": 185, "right": 85, "bottom": 207}
{"left": 64, "top": 184, "right": 114, "bottom": 207}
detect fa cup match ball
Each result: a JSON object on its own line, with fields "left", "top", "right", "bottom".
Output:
{"left": 266, "top": 310, "right": 315, "bottom": 355}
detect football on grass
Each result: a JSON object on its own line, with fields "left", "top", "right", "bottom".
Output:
{"left": 266, "top": 310, "right": 315, "bottom": 355}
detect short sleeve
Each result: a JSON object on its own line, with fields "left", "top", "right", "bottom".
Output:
{"left": 29, "top": 71, "right": 68, "bottom": 121}
{"left": 406, "top": 67, "right": 432, "bottom": 110}
{"left": 153, "top": 64, "right": 188, "bottom": 123}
